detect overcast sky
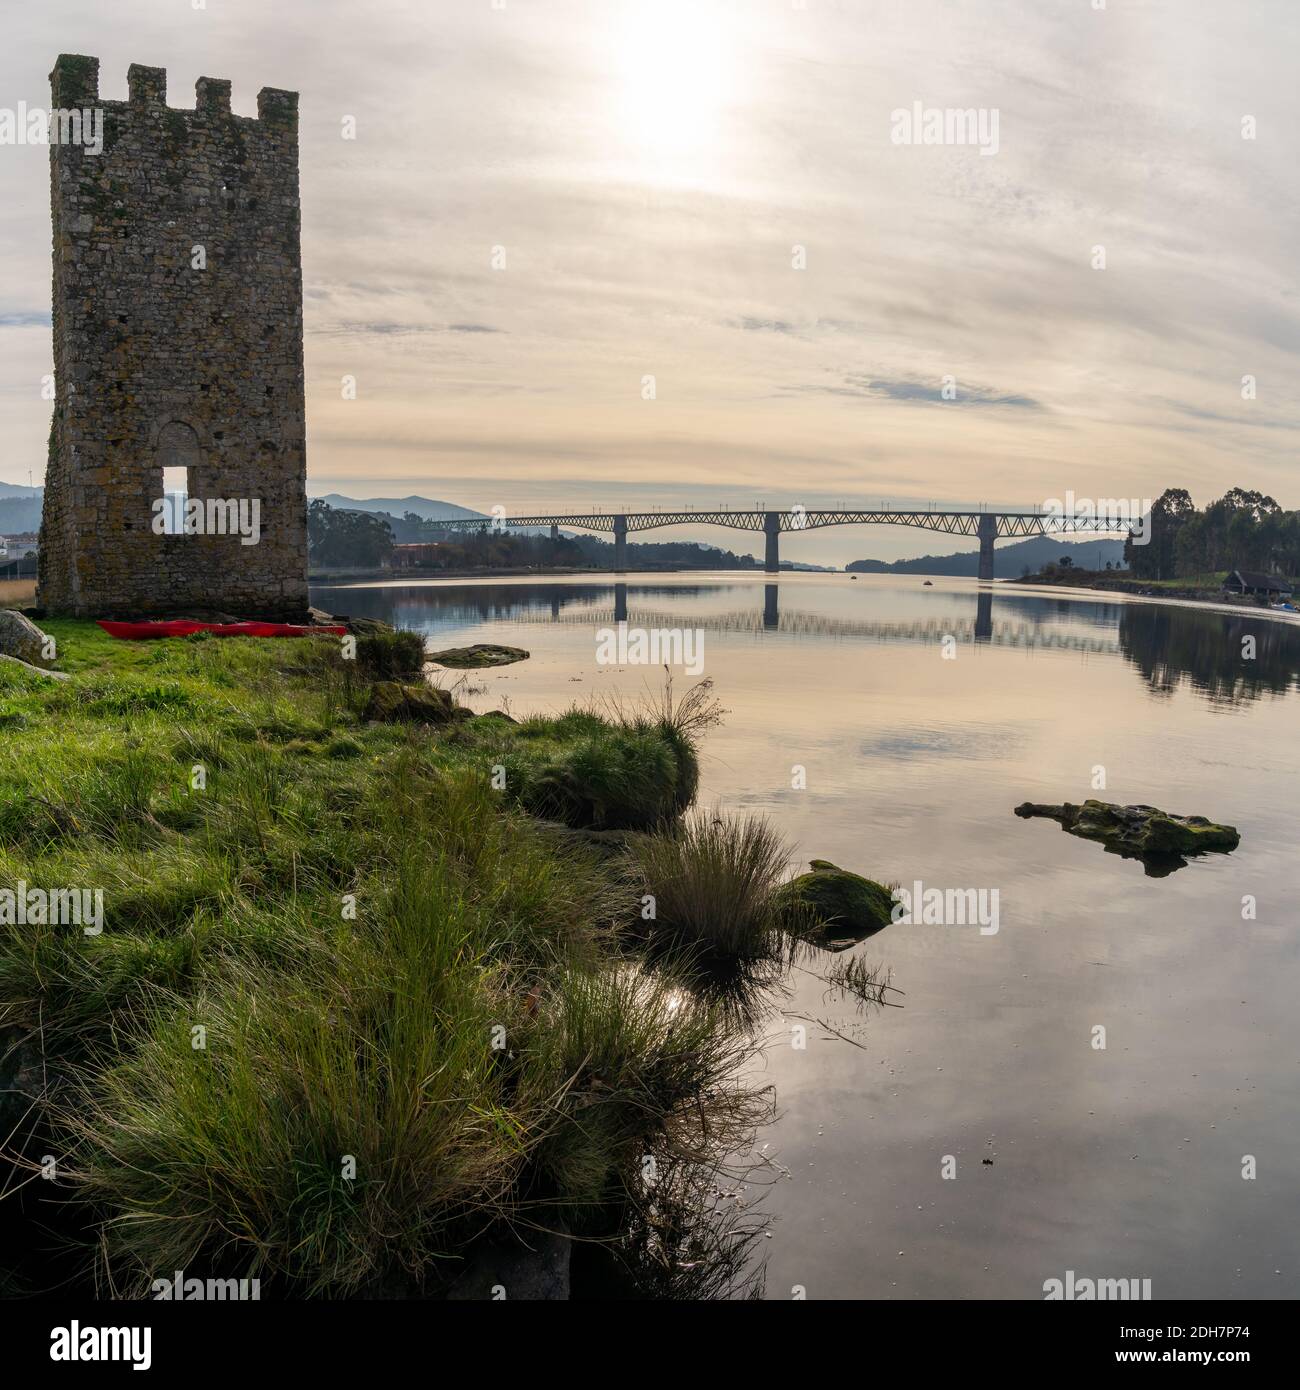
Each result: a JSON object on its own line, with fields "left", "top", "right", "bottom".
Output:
{"left": 1, "top": 0, "right": 1296, "bottom": 563}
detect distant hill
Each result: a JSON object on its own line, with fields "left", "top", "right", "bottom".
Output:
{"left": 0, "top": 497, "right": 42, "bottom": 533}
{"left": 315, "top": 494, "right": 487, "bottom": 522}
{"left": 846, "top": 534, "right": 1127, "bottom": 579}
{"left": 0, "top": 482, "right": 40, "bottom": 498}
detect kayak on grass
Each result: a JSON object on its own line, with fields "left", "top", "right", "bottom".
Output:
{"left": 97, "top": 619, "right": 349, "bottom": 640}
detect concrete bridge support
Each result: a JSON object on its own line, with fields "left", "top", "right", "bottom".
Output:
{"left": 614, "top": 582, "right": 628, "bottom": 624}
{"left": 977, "top": 513, "right": 997, "bottom": 582}
{"left": 764, "top": 511, "right": 781, "bottom": 573}
{"left": 550, "top": 524, "right": 559, "bottom": 542}
{"left": 613, "top": 515, "right": 627, "bottom": 571}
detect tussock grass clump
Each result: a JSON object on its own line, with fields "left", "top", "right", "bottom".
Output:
{"left": 67, "top": 894, "right": 534, "bottom": 1296}
{"left": 354, "top": 628, "right": 427, "bottom": 679}
{"left": 495, "top": 680, "right": 722, "bottom": 831}
{"left": 531, "top": 966, "right": 768, "bottom": 1219}
{"left": 625, "top": 811, "right": 793, "bottom": 966}
{"left": 512, "top": 725, "right": 686, "bottom": 829}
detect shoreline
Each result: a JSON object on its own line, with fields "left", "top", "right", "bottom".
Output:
{"left": 1007, "top": 573, "right": 1298, "bottom": 622}
{"left": 310, "top": 564, "right": 763, "bottom": 582}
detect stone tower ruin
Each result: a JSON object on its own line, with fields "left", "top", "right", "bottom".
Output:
{"left": 39, "top": 55, "right": 309, "bottom": 618}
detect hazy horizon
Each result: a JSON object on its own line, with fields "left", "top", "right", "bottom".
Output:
{"left": 2, "top": 0, "right": 1296, "bottom": 565}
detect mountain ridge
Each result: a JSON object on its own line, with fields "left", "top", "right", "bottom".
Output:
{"left": 846, "top": 534, "right": 1127, "bottom": 578}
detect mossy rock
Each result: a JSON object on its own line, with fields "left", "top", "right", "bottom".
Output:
{"left": 776, "top": 859, "right": 894, "bottom": 951}
{"left": 363, "top": 681, "right": 459, "bottom": 725}
{"left": 428, "top": 644, "right": 529, "bottom": 669}
{"left": 1015, "top": 800, "right": 1240, "bottom": 861}
{"left": 342, "top": 616, "right": 395, "bottom": 636}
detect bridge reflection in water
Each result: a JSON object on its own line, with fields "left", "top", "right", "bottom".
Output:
{"left": 502, "top": 583, "right": 1120, "bottom": 655}
{"left": 311, "top": 577, "right": 1300, "bottom": 702}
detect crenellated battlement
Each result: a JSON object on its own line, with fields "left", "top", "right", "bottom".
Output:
{"left": 48, "top": 54, "right": 298, "bottom": 132}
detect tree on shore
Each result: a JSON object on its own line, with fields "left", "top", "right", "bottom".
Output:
{"left": 1123, "top": 487, "right": 1300, "bottom": 581}
{"left": 1126, "top": 488, "right": 1194, "bottom": 580}
{"left": 307, "top": 499, "right": 395, "bottom": 568}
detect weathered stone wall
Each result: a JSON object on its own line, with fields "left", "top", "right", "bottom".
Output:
{"left": 39, "top": 55, "right": 309, "bottom": 618}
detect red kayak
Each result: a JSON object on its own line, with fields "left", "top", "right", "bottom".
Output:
{"left": 97, "top": 619, "right": 348, "bottom": 640}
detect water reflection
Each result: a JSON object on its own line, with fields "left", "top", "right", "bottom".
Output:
{"left": 1118, "top": 603, "right": 1300, "bottom": 704}
{"left": 314, "top": 576, "right": 1300, "bottom": 708}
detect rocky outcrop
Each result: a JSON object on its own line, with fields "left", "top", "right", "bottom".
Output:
{"left": 1015, "top": 799, "right": 1240, "bottom": 870}
{"left": 775, "top": 859, "right": 894, "bottom": 951}
{"left": 428, "top": 644, "right": 530, "bottom": 669}
{"left": 306, "top": 608, "right": 395, "bottom": 637}
{"left": 0, "top": 610, "right": 55, "bottom": 669}
{"left": 363, "top": 681, "right": 461, "bottom": 725}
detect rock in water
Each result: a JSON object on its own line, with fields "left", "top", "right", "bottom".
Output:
{"left": 776, "top": 859, "right": 895, "bottom": 950}
{"left": 363, "top": 681, "right": 460, "bottom": 724}
{"left": 1014, "top": 799, "right": 1240, "bottom": 869}
{"left": 427, "top": 643, "right": 529, "bottom": 669}
{"left": 0, "top": 609, "right": 55, "bottom": 669}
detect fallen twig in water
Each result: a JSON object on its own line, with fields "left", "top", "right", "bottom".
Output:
{"left": 786, "top": 1012, "right": 871, "bottom": 1051}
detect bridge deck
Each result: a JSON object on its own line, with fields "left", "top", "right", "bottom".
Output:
{"left": 434, "top": 509, "right": 1133, "bottom": 538}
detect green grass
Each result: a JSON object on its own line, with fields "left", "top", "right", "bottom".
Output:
{"left": 0, "top": 619, "right": 759, "bottom": 1297}
{"left": 624, "top": 811, "right": 794, "bottom": 967}
{"left": 354, "top": 628, "right": 427, "bottom": 679}
{"left": 1128, "top": 572, "right": 1229, "bottom": 591}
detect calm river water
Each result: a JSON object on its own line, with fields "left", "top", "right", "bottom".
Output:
{"left": 313, "top": 572, "right": 1299, "bottom": 1301}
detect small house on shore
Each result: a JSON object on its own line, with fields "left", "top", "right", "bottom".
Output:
{"left": 1223, "top": 569, "right": 1293, "bottom": 599}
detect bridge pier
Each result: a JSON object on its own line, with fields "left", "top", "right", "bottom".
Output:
{"left": 614, "top": 582, "right": 628, "bottom": 624}
{"left": 977, "top": 513, "right": 997, "bottom": 582}
{"left": 549, "top": 524, "right": 559, "bottom": 542}
{"left": 764, "top": 511, "right": 781, "bottom": 574}
{"left": 613, "top": 515, "right": 627, "bottom": 572}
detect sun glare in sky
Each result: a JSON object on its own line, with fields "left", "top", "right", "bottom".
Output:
{"left": 607, "top": 0, "right": 740, "bottom": 185}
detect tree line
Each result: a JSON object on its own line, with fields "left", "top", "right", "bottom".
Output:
{"left": 306, "top": 501, "right": 765, "bottom": 571}
{"left": 1124, "top": 488, "right": 1300, "bottom": 581}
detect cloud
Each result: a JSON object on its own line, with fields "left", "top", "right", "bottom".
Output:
{"left": 308, "top": 321, "right": 502, "bottom": 337}
{"left": 737, "top": 317, "right": 796, "bottom": 335}
{"left": 790, "top": 375, "right": 1042, "bottom": 409}
{"left": 0, "top": 0, "right": 1295, "bottom": 557}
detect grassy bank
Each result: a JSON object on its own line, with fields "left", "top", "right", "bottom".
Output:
{"left": 0, "top": 620, "right": 770, "bottom": 1297}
